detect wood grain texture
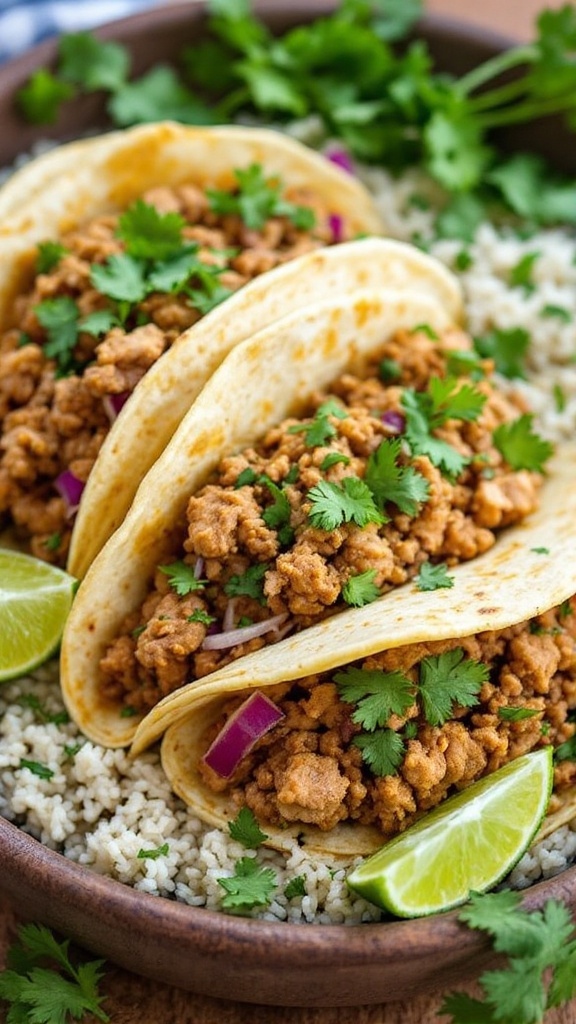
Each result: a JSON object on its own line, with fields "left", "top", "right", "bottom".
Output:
{"left": 1, "top": 1, "right": 575, "bottom": 1022}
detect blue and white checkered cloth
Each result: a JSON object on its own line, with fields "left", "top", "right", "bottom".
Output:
{"left": 0, "top": 0, "right": 164, "bottom": 64}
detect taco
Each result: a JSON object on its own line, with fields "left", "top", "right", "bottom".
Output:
{"left": 61, "top": 286, "right": 555, "bottom": 749}
{"left": 0, "top": 119, "right": 389, "bottom": 573}
{"left": 146, "top": 449, "right": 576, "bottom": 857}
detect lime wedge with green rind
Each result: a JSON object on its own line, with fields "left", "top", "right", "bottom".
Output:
{"left": 347, "top": 747, "right": 553, "bottom": 918}
{"left": 0, "top": 549, "right": 76, "bottom": 682}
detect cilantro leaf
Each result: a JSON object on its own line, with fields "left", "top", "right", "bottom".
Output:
{"left": 137, "top": 842, "right": 170, "bottom": 860}
{"left": 307, "top": 476, "right": 384, "bottom": 531}
{"left": 158, "top": 560, "right": 207, "bottom": 596}
{"left": 228, "top": 807, "right": 269, "bottom": 848}
{"left": 335, "top": 666, "right": 414, "bottom": 729}
{"left": 117, "top": 199, "right": 186, "bottom": 260}
{"left": 289, "top": 399, "right": 347, "bottom": 447}
{"left": 35, "top": 297, "right": 80, "bottom": 375}
{"left": 217, "top": 856, "right": 277, "bottom": 911}
{"left": 402, "top": 389, "right": 469, "bottom": 478}
{"left": 16, "top": 70, "right": 75, "bottom": 125}
{"left": 509, "top": 251, "right": 540, "bottom": 293}
{"left": 224, "top": 563, "right": 268, "bottom": 603}
{"left": 90, "top": 253, "right": 148, "bottom": 304}
{"left": 418, "top": 648, "right": 488, "bottom": 726}
{"left": 498, "top": 706, "right": 541, "bottom": 721}
{"left": 0, "top": 923, "right": 109, "bottom": 1024}
{"left": 187, "top": 609, "right": 215, "bottom": 626}
{"left": 353, "top": 729, "right": 405, "bottom": 777}
{"left": 79, "top": 310, "right": 120, "bottom": 337}
{"left": 365, "top": 437, "right": 430, "bottom": 516}
{"left": 342, "top": 569, "right": 381, "bottom": 607}
{"left": 19, "top": 758, "right": 55, "bottom": 782}
{"left": 426, "top": 376, "right": 487, "bottom": 426}
{"left": 260, "top": 478, "right": 293, "bottom": 544}
{"left": 320, "top": 452, "right": 351, "bottom": 471}
{"left": 36, "top": 241, "right": 68, "bottom": 274}
{"left": 284, "top": 875, "right": 307, "bottom": 900}
{"left": 58, "top": 32, "right": 129, "bottom": 92}
{"left": 207, "top": 163, "right": 316, "bottom": 231}
{"left": 492, "top": 414, "right": 554, "bottom": 472}
{"left": 108, "top": 65, "right": 215, "bottom": 127}
{"left": 474, "top": 326, "right": 530, "bottom": 379}
{"left": 415, "top": 561, "right": 454, "bottom": 592}
{"left": 489, "top": 153, "right": 576, "bottom": 227}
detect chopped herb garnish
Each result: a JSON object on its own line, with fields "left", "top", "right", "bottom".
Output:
{"left": 217, "top": 856, "right": 277, "bottom": 912}
{"left": 36, "top": 240, "right": 68, "bottom": 274}
{"left": 498, "top": 706, "right": 541, "bottom": 721}
{"left": 17, "top": 69, "right": 75, "bottom": 124}
{"left": 0, "top": 923, "right": 109, "bottom": 1024}
{"left": 90, "top": 253, "right": 148, "bottom": 304}
{"left": 541, "top": 303, "right": 572, "bottom": 323}
{"left": 555, "top": 736, "right": 576, "bottom": 762}
{"left": 493, "top": 414, "right": 554, "bottom": 472}
{"left": 415, "top": 561, "right": 455, "bottom": 592}
{"left": 158, "top": 560, "right": 207, "bottom": 596}
{"left": 418, "top": 648, "right": 488, "bottom": 726}
{"left": 235, "top": 466, "right": 260, "bottom": 488}
{"left": 559, "top": 599, "right": 574, "bottom": 620}
{"left": 120, "top": 706, "right": 137, "bottom": 718}
{"left": 353, "top": 729, "right": 406, "bottom": 777}
{"left": 207, "top": 163, "right": 316, "bottom": 231}
{"left": 531, "top": 547, "right": 550, "bottom": 555}
{"left": 187, "top": 609, "right": 216, "bottom": 626}
{"left": 19, "top": 758, "right": 54, "bottom": 780}
{"left": 509, "top": 250, "right": 540, "bottom": 292}
{"left": 379, "top": 358, "right": 402, "bottom": 382}
{"left": 445, "top": 349, "right": 486, "bottom": 379}
{"left": 58, "top": 31, "right": 129, "bottom": 92}
{"left": 228, "top": 807, "right": 269, "bottom": 848}
{"left": 320, "top": 451, "right": 351, "bottom": 471}
{"left": 17, "top": 694, "right": 69, "bottom": 725}
{"left": 454, "top": 249, "right": 473, "bottom": 271}
{"left": 35, "top": 297, "right": 81, "bottom": 375}
{"left": 79, "top": 310, "right": 120, "bottom": 337}
{"left": 284, "top": 875, "right": 307, "bottom": 900}
{"left": 474, "top": 326, "right": 530, "bottom": 379}
{"left": 342, "top": 569, "right": 381, "bottom": 607}
{"left": 553, "top": 383, "right": 566, "bottom": 412}
{"left": 364, "top": 437, "right": 430, "bottom": 517}
{"left": 224, "top": 562, "right": 269, "bottom": 603}
{"left": 335, "top": 667, "right": 415, "bottom": 731}
{"left": 137, "top": 842, "right": 170, "bottom": 860}
{"left": 289, "top": 398, "right": 348, "bottom": 447}
{"left": 260, "top": 478, "right": 294, "bottom": 545}
{"left": 63, "top": 743, "right": 83, "bottom": 760}
{"left": 307, "top": 476, "right": 383, "bottom": 531}
{"left": 411, "top": 322, "right": 439, "bottom": 340}
{"left": 117, "top": 198, "right": 186, "bottom": 260}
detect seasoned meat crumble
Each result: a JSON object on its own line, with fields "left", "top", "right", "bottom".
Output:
{"left": 199, "top": 599, "right": 576, "bottom": 837}
{"left": 0, "top": 177, "right": 333, "bottom": 563}
{"left": 100, "top": 325, "right": 546, "bottom": 714}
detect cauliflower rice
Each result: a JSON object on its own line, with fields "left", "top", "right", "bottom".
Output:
{"left": 2, "top": 165, "right": 576, "bottom": 922}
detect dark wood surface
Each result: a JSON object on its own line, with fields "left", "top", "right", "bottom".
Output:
{"left": 1, "top": 1, "right": 574, "bottom": 1022}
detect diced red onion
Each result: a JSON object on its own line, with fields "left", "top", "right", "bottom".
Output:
{"left": 326, "top": 146, "right": 355, "bottom": 175}
{"left": 328, "top": 213, "right": 345, "bottom": 244}
{"left": 102, "top": 391, "right": 130, "bottom": 423}
{"left": 381, "top": 410, "right": 406, "bottom": 434}
{"left": 55, "top": 469, "right": 85, "bottom": 518}
{"left": 202, "top": 691, "right": 285, "bottom": 778}
{"left": 201, "top": 612, "right": 288, "bottom": 650}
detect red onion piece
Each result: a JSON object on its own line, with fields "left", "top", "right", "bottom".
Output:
{"left": 201, "top": 612, "right": 288, "bottom": 651}
{"left": 193, "top": 556, "right": 205, "bottom": 580}
{"left": 325, "top": 146, "right": 355, "bottom": 175}
{"left": 222, "top": 598, "right": 237, "bottom": 633}
{"left": 102, "top": 391, "right": 130, "bottom": 423}
{"left": 381, "top": 410, "right": 406, "bottom": 434}
{"left": 328, "top": 213, "right": 345, "bottom": 244}
{"left": 55, "top": 469, "right": 85, "bottom": 518}
{"left": 202, "top": 691, "right": 285, "bottom": 778}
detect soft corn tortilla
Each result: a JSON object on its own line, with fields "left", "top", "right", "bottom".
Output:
{"left": 143, "top": 445, "right": 576, "bottom": 856}
{"left": 0, "top": 119, "right": 402, "bottom": 576}
{"left": 60, "top": 286, "right": 455, "bottom": 748}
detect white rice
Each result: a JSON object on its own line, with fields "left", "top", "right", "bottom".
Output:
{"left": 1, "top": 156, "right": 576, "bottom": 921}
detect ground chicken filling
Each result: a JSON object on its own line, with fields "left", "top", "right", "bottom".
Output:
{"left": 0, "top": 171, "right": 334, "bottom": 563}
{"left": 100, "top": 325, "right": 549, "bottom": 715}
{"left": 199, "top": 599, "right": 576, "bottom": 837}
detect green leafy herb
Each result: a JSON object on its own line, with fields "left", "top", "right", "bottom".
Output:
{"left": 58, "top": 31, "right": 129, "bottom": 92}
{"left": 415, "top": 561, "right": 455, "bottom": 591}
{"left": 553, "top": 383, "right": 567, "bottom": 412}
{"left": 498, "top": 706, "right": 541, "bottom": 721}
{"left": 17, "top": 69, "right": 75, "bottom": 124}
{"left": 364, "top": 437, "right": 430, "bottom": 517}
{"left": 509, "top": 250, "right": 540, "bottom": 292}
{"left": 158, "top": 561, "right": 207, "bottom": 596}
{"left": 63, "top": 743, "right": 83, "bottom": 760}
{"left": 187, "top": 609, "right": 216, "bottom": 626}
{"left": 217, "top": 856, "right": 277, "bottom": 912}
{"left": 401, "top": 389, "right": 467, "bottom": 478}
{"left": 474, "top": 326, "right": 531, "bottom": 379}
{"left": 342, "top": 569, "right": 381, "bottom": 607}
{"left": 90, "top": 253, "right": 148, "bottom": 304}
{"left": 224, "top": 562, "right": 269, "bottom": 603}
{"left": 36, "top": 241, "right": 68, "bottom": 274}
{"left": 454, "top": 248, "right": 473, "bottom": 271}
{"left": 289, "top": 398, "right": 348, "bottom": 447}
{"left": 108, "top": 65, "right": 214, "bottom": 127}
{"left": 559, "top": 599, "right": 574, "bottom": 619}
{"left": 79, "top": 310, "right": 120, "bottom": 337}
{"left": 492, "top": 414, "right": 554, "bottom": 472}
{"left": 541, "top": 303, "right": 572, "bottom": 322}
{"left": 235, "top": 466, "right": 260, "bottom": 488}
{"left": 445, "top": 348, "right": 486, "bottom": 379}
{"left": 531, "top": 546, "right": 550, "bottom": 554}
{"left": 120, "top": 705, "right": 137, "bottom": 718}
{"left": 17, "top": 694, "right": 69, "bottom": 726}
{"left": 260, "top": 478, "right": 294, "bottom": 545}
{"left": 207, "top": 163, "right": 316, "bottom": 230}
{"left": 418, "top": 648, "right": 488, "bottom": 726}
{"left": 284, "top": 875, "right": 307, "bottom": 900}
{"left": 320, "top": 452, "right": 351, "bottom": 471}
{"left": 353, "top": 729, "right": 406, "bottom": 777}
{"left": 379, "top": 357, "right": 402, "bottom": 382}
{"left": 35, "top": 297, "right": 81, "bottom": 375}
{"left": 335, "top": 666, "right": 414, "bottom": 730}
{"left": 228, "top": 807, "right": 269, "bottom": 848}
{"left": 117, "top": 198, "right": 186, "bottom": 260}
{"left": 137, "top": 842, "right": 170, "bottom": 860}
{"left": 440, "top": 889, "right": 576, "bottom": 1024}
{"left": 307, "top": 476, "right": 383, "bottom": 531}
{"left": 43, "top": 532, "right": 63, "bottom": 553}
{"left": 0, "top": 923, "right": 109, "bottom": 1023}
{"left": 19, "top": 758, "right": 54, "bottom": 780}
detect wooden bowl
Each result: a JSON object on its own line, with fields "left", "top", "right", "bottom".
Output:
{"left": 0, "top": 1, "right": 575, "bottom": 1007}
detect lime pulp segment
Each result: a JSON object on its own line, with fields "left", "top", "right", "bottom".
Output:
{"left": 346, "top": 747, "right": 553, "bottom": 918}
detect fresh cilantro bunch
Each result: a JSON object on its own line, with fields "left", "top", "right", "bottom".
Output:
{"left": 0, "top": 923, "right": 109, "bottom": 1023}
{"left": 441, "top": 890, "right": 576, "bottom": 1024}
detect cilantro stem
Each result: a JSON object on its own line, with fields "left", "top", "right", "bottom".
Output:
{"left": 476, "top": 93, "right": 576, "bottom": 129}
{"left": 214, "top": 85, "right": 252, "bottom": 120}
{"left": 457, "top": 44, "right": 537, "bottom": 96}
{"left": 467, "top": 76, "right": 531, "bottom": 113}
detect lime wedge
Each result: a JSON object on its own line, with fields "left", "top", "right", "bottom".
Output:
{"left": 347, "top": 747, "right": 553, "bottom": 918}
{"left": 0, "top": 549, "right": 76, "bottom": 682}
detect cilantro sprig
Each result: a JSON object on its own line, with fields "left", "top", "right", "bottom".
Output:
{"left": 307, "top": 476, "right": 383, "bottom": 531}
{"left": 493, "top": 414, "right": 554, "bottom": 472}
{"left": 217, "top": 856, "right": 277, "bottom": 912}
{"left": 207, "top": 163, "right": 316, "bottom": 231}
{"left": 402, "top": 376, "right": 486, "bottom": 478}
{"left": 158, "top": 560, "right": 207, "bottom": 596}
{"left": 441, "top": 890, "right": 576, "bottom": 1024}
{"left": 0, "top": 923, "right": 109, "bottom": 1023}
